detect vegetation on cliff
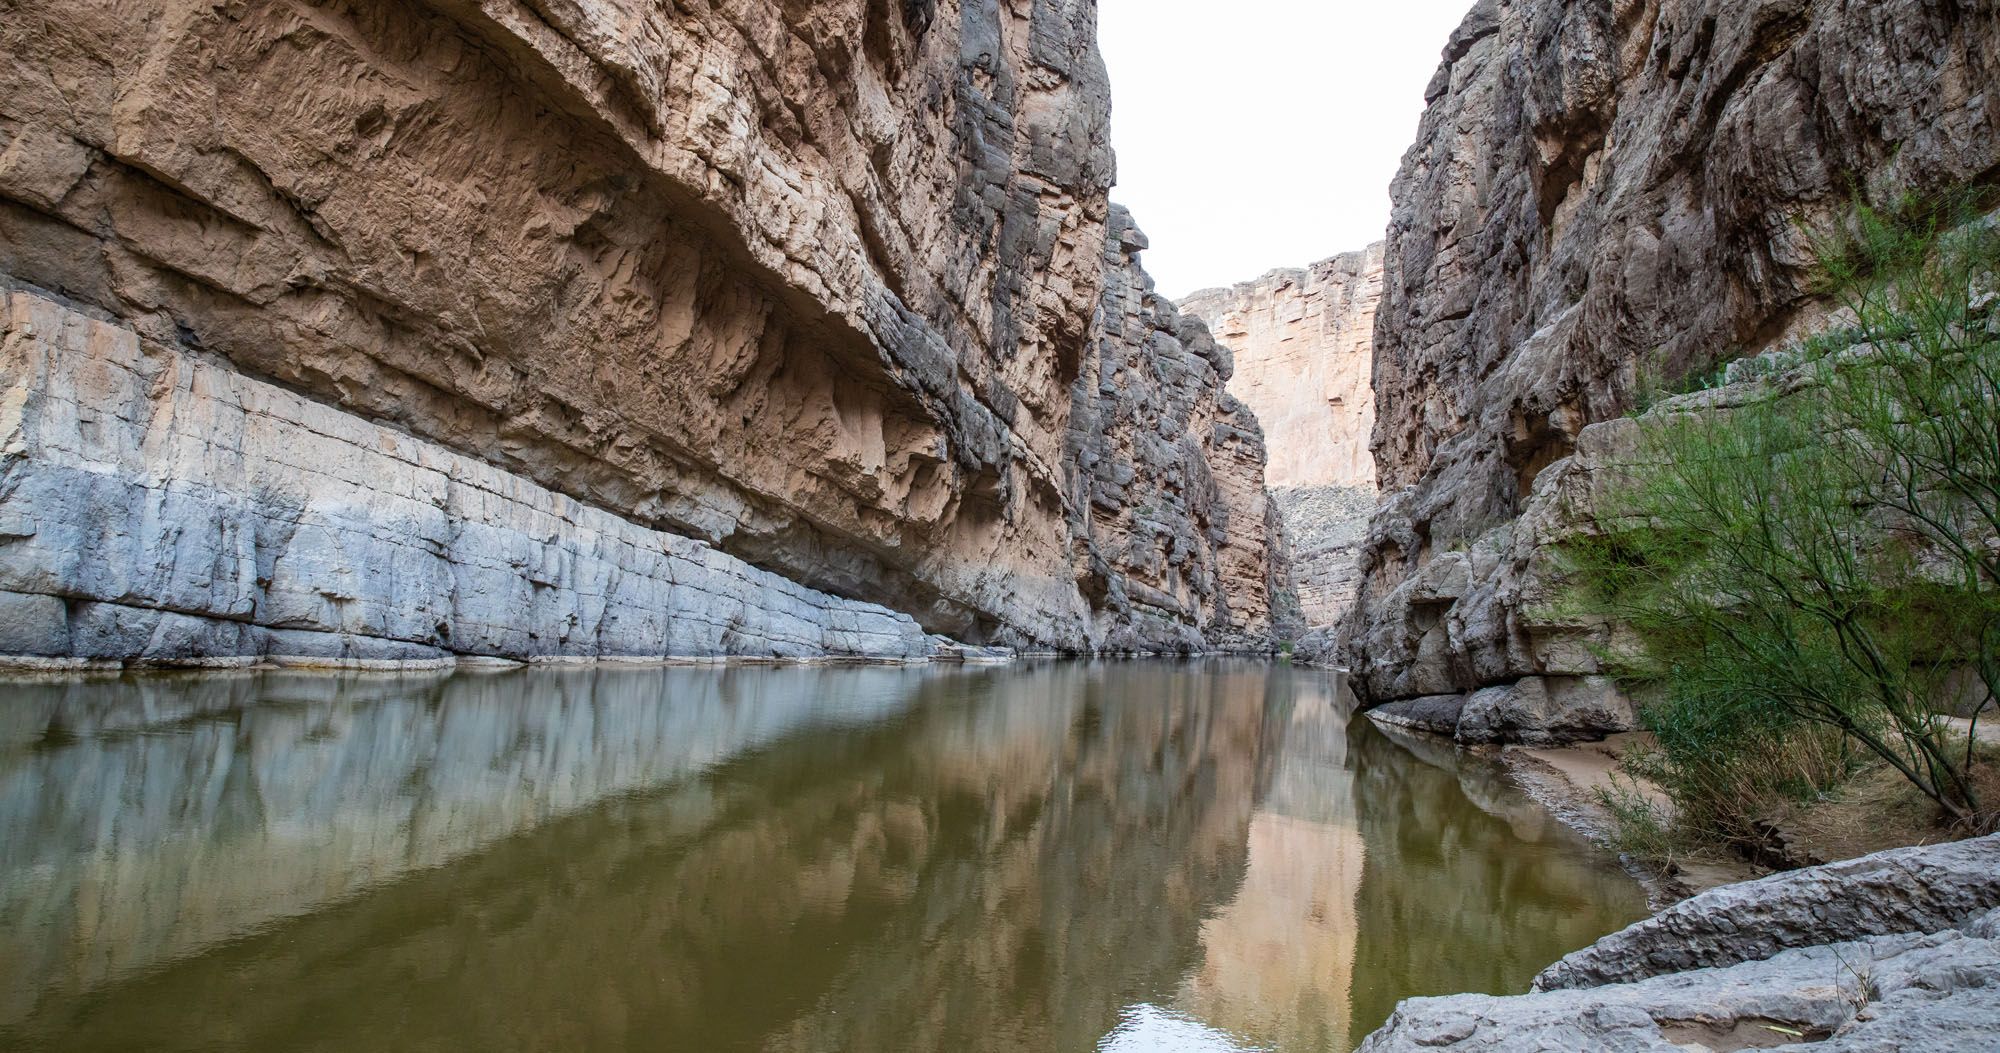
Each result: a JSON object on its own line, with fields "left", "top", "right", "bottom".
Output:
{"left": 1561, "top": 198, "right": 2000, "bottom": 856}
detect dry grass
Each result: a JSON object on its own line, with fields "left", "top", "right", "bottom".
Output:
{"left": 1779, "top": 740, "right": 2000, "bottom": 864}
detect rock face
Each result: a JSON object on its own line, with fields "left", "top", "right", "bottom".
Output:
{"left": 0, "top": 287, "right": 936, "bottom": 665}
{"left": 1368, "top": 676, "right": 1637, "bottom": 747}
{"left": 1180, "top": 246, "right": 1383, "bottom": 492}
{"left": 1342, "top": 0, "right": 2000, "bottom": 705}
{"left": 1272, "top": 484, "right": 1373, "bottom": 635}
{"left": 0, "top": 0, "right": 1277, "bottom": 661}
{"left": 1065, "top": 209, "right": 1284, "bottom": 652}
{"left": 1357, "top": 836, "right": 2000, "bottom": 1052}
{"left": 1179, "top": 247, "right": 1384, "bottom": 636}
{"left": 1535, "top": 835, "right": 2000, "bottom": 991}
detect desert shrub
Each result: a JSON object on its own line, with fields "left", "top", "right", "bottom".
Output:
{"left": 1562, "top": 196, "right": 2000, "bottom": 847}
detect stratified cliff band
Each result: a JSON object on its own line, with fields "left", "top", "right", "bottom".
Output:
{"left": 0, "top": 0, "right": 1278, "bottom": 663}
{"left": 1342, "top": 0, "right": 2000, "bottom": 707}
{"left": 1181, "top": 247, "right": 1384, "bottom": 636}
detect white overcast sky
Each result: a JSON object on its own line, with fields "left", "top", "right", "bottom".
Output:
{"left": 1097, "top": 0, "right": 1476, "bottom": 298}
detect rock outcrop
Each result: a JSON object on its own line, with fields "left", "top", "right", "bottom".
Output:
{"left": 1066, "top": 209, "right": 1285, "bottom": 652}
{"left": 0, "top": 0, "right": 1277, "bottom": 662}
{"left": 1179, "top": 247, "right": 1385, "bottom": 636}
{"left": 1341, "top": 0, "right": 2000, "bottom": 707}
{"left": 1180, "top": 246, "right": 1383, "bottom": 492}
{"left": 1271, "top": 484, "right": 1373, "bottom": 635}
{"left": 1368, "top": 675, "right": 1637, "bottom": 747}
{"left": 1357, "top": 835, "right": 2000, "bottom": 1052}
{"left": 0, "top": 286, "right": 937, "bottom": 665}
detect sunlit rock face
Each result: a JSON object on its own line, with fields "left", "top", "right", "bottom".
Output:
{"left": 0, "top": 0, "right": 1274, "bottom": 657}
{"left": 1343, "top": 0, "right": 2000, "bottom": 703}
{"left": 1179, "top": 246, "right": 1383, "bottom": 493}
{"left": 1179, "top": 248, "right": 1385, "bottom": 638}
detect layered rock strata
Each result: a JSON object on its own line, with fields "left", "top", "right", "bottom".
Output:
{"left": 1358, "top": 835, "right": 2000, "bottom": 1052}
{"left": 1179, "top": 247, "right": 1385, "bottom": 636}
{"left": 1065, "top": 209, "right": 1283, "bottom": 652}
{"left": 1342, "top": 0, "right": 2000, "bottom": 707}
{"left": 0, "top": 0, "right": 1277, "bottom": 660}
{"left": 1272, "top": 484, "right": 1373, "bottom": 640}
{"left": 1179, "top": 245, "right": 1383, "bottom": 492}
{"left": 0, "top": 287, "right": 935, "bottom": 665}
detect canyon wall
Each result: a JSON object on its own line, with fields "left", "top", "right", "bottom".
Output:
{"left": 1341, "top": 0, "right": 2000, "bottom": 704}
{"left": 1179, "top": 247, "right": 1383, "bottom": 493}
{"left": 1181, "top": 247, "right": 1383, "bottom": 634}
{"left": 0, "top": 0, "right": 1276, "bottom": 662}
{"left": 1067, "top": 208, "right": 1285, "bottom": 652}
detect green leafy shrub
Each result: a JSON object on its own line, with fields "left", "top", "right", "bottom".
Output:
{"left": 1562, "top": 195, "right": 2000, "bottom": 847}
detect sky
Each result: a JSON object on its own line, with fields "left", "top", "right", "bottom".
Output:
{"left": 1097, "top": 0, "right": 1476, "bottom": 298}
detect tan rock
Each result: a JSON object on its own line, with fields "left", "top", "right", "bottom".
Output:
{"left": 0, "top": 0, "right": 1276, "bottom": 657}
{"left": 1180, "top": 245, "right": 1383, "bottom": 491}
{"left": 1179, "top": 248, "right": 1385, "bottom": 635}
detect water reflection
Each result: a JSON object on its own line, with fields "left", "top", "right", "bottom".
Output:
{"left": 0, "top": 662, "right": 1644, "bottom": 1051}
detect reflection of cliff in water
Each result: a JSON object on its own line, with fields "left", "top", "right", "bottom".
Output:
{"left": 1346, "top": 719, "right": 1649, "bottom": 1041}
{"left": 0, "top": 664, "right": 932, "bottom": 1016}
{"left": 0, "top": 662, "right": 1278, "bottom": 1052}
{"left": 1178, "top": 671, "right": 1364, "bottom": 1052}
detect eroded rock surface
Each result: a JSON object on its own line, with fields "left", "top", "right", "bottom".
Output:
{"left": 1180, "top": 246, "right": 1382, "bottom": 492}
{"left": 1341, "top": 0, "right": 2000, "bottom": 706}
{"left": 1179, "top": 249, "right": 1384, "bottom": 636}
{"left": 1357, "top": 836, "right": 2000, "bottom": 1053}
{"left": 0, "top": 0, "right": 1276, "bottom": 659}
{"left": 0, "top": 287, "right": 935, "bottom": 664}
{"left": 1064, "top": 209, "right": 1283, "bottom": 652}
{"left": 1273, "top": 484, "right": 1373, "bottom": 636}
{"left": 1535, "top": 831, "right": 2000, "bottom": 992}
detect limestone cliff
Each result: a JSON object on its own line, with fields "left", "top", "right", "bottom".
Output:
{"left": 1180, "top": 247, "right": 1382, "bottom": 493}
{"left": 1342, "top": 0, "right": 2000, "bottom": 703}
{"left": 1067, "top": 208, "right": 1284, "bottom": 652}
{"left": 0, "top": 0, "right": 1276, "bottom": 662}
{"left": 1181, "top": 248, "right": 1383, "bottom": 635}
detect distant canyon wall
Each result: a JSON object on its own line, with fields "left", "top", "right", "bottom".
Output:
{"left": 1181, "top": 247, "right": 1384, "bottom": 633}
{"left": 0, "top": 0, "right": 1277, "bottom": 661}
{"left": 1341, "top": 0, "right": 2000, "bottom": 702}
{"left": 1180, "top": 246, "right": 1383, "bottom": 493}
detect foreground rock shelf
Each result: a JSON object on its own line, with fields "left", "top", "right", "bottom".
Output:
{"left": 1359, "top": 835, "right": 2000, "bottom": 1051}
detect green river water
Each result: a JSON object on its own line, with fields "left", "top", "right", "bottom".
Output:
{"left": 0, "top": 661, "right": 1646, "bottom": 1051}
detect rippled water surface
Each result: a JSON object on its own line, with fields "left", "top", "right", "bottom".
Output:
{"left": 0, "top": 661, "right": 1646, "bottom": 1051}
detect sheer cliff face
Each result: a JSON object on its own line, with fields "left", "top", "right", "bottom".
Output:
{"left": 0, "top": 0, "right": 1274, "bottom": 658}
{"left": 1343, "top": 0, "right": 2000, "bottom": 701}
{"left": 1180, "top": 249, "right": 1384, "bottom": 633}
{"left": 1179, "top": 247, "right": 1383, "bottom": 493}
{"left": 1066, "top": 209, "right": 1282, "bottom": 651}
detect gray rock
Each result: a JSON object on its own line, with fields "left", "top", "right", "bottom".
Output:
{"left": 1368, "top": 693, "right": 1465, "bottom": 736}
{"left": 1359, "top": 836, "right": 2000, "bottom": 1052}
{"left": 1061, "top": 207, "right": 1284, "bottom": 653}
{"left": 1361, "top": 929, "right": 2000, "bottom": 1052}
{"left": 1538, "top": 834, "right": 2000, "bottom": 991}
{"left": 1457, "top": 676, "right": 1636, "bottom": 746}
{"left": 1340, "top": 0, "right": 2000, "bottom": 706}
{"left": 0, "top": 288, "right": 939, "bottom": 665}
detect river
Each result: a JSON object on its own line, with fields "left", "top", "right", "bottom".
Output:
{"left": 0, "top": 661, "right": 1645, "bottom": 1051}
